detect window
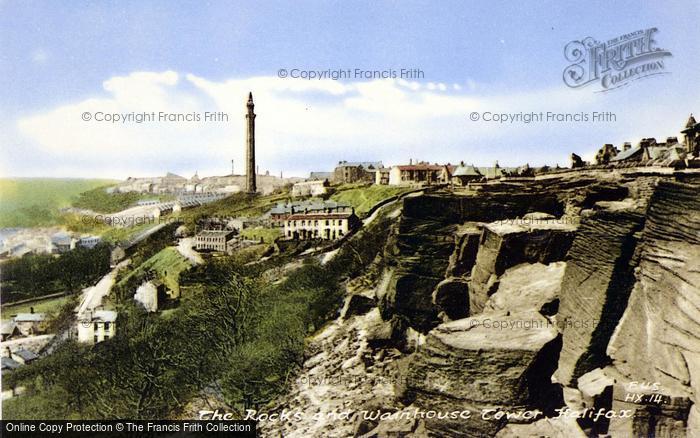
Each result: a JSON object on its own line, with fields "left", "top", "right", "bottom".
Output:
{"left": 104, "top": 322, "right": 110, "bottom": 330}
{"left": 339, "top": 219, "right": 344, "bottom": 226}
{"left": 326, "top": 220, "right": 329, "bottom": 225}
{"left": 94, "top": 322, "right": 99, "bottom": 331}
{"left": 94, "top": 335, "right": 99, "bottom": 343}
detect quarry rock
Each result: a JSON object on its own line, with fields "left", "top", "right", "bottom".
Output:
{"left": 431, "top": 277, "right": 470, "bottom": 320}
{"left": 484, "top": 262, "right": 565, "bottom": 315}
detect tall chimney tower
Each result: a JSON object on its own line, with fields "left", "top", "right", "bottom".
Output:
{"left": 245, "top": 92, "right": 256, "bottom": 193}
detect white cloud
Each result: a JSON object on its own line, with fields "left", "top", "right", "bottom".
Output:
{"left": 11, "top": 70, "right": 694, "bottom": 178}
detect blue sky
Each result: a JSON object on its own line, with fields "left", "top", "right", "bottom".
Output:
{"left": 1, "top": 0, "right": 699, "bottom": 178}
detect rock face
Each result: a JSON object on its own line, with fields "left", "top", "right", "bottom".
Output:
{"left": 446, "top": 225, "right": 482, "bottom": 277}
{"left": 379, "top": 214, "right": 456, "bottom": 332}
{"left": 432, "top": 277, "right": 470, "bottom": 320}
{"left": 604, "top": 180, "right": 700, "bottom": 436}
{"left": 398, "top": 311, "right": 561, "bottom": 436}
{"left": 469, "top": 221, "right": 576, "bottom": 314}
{"left": 262, "top": 170, "right": 700, "bottom": 438}
{"left": 133, "top": 281, "right": 158, "bottom": 312}
{"left": 484, "top": 262, "right": 566, "bottom": 315}
{"left": 381, "top": 191, "right": 567, "bottom": 333}
{"left": 554, "top": 205, "right": 646, "bottom": 386}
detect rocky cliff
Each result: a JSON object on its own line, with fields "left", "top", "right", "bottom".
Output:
{"left": 263, "top": 170, "right": 700, "bottom": 437}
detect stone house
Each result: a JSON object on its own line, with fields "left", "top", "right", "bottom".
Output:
{"left": 268, "top": 201, "right": 352, "bottom": 227}
{"left": 195, "top": 230, "right": 236, "bottom": 252}
{"left": 284, "top": 210, "right": 360, "bottom": 240}
{"left": 334, "top": 161, "right": 383, "bottom": 183}
{"left": 12, "top": 310, "right": 46, "bottom": 336}
{"left": 292, "top": 180, "right": 329, "bottom": 197}
{"left": 451, "top": 164, "right": 483, "bottom": 186}
{"left": 388, "top": 162, "right": 444, "bottom": 185}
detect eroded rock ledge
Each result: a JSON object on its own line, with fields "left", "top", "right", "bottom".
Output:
{"left": 262, "top": 171, "right": 700, "bottom": 437}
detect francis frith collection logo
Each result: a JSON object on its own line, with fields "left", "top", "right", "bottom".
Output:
{"left": 563, "top": 27, "right": 672, "bottom": 92}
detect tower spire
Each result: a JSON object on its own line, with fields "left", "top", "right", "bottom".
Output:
{"left": 245, "top": 92, "right": 256, "bottom": 193}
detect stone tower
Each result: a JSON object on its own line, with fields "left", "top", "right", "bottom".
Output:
{"left": 245, "top": 92, "right": 256, "bottom": 193}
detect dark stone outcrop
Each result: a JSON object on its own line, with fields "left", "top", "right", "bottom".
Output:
{"left": 484, "top": 262, "right": 565, "bottom": 316}
{"left": 554, "top": 204, "right": 646, "bottom": 386}
{"left": 446, "top": 225, "right": 482, "bottom": 277}
{"left": 379, "top": 215, "right": 456, "bottom": 332}
{"left": 341, "top": 293, "right": 376, "bottom": 320}
{"left": 432, "top": 277, "right": 470, "bottom": 320}
{"left": 469, "top": 222, "right": 576, "bottom": 314}
{"left": 605, "top": 180, "right": 700, "bottom": 434}
{"left": 398, "top": 311, "right": 562, "bottom": 436}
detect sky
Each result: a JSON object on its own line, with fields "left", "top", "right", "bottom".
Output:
{"left": 1, "top": 0, "right": 699, "bottom": 179}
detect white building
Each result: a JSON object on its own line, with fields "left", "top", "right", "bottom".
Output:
{"left": 292, "top": 180, "right": 329, "bottom": 197}
{"left": 388, "top": 163, "right": 444, "bottom": 185}
{"left": 284, "top": 210, "right": 360, "bottom": 240}
{"left": 77, "top": 310, "right": 117, "bottom": 344}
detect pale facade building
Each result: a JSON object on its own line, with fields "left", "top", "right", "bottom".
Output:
{"left": 388, "top": 163, "right": 443, "bottom": 185}
{"left": 292, "top": 180, "right": 329, "bottom": 197}
{"left": 284, "top": 211, "right": 360, "bottom": 240}
{"left": 77, "top": 310, "right": 117, "bottom": 344}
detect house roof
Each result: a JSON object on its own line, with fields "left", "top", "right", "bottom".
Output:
{"left": 13, "top": 313, "right": 46, "bottom": 322}
{"left": 51, "top": 232, "right": 72, "bottom": 245}
{"left": 453, "top": 165, "right": 482, "bottom": 177}
{"left": 395, "top": 164, "right": 443, "bottom": 171}
{"left": 1, "top": 320, "right": 18, "bottom": 335}
{"left": 309, "top": 172, "right": 333, "bottom": 180}
{"left": 287, "top": 212, "right": 355, "bottom": 221}
{"left": 12, "top": 348, "right": 39, "bottom": 362}
{"left": 294, "top": 180, "right": 327, "bottom": 186}
{"left": 336, "top": 161, "right": 383, "bottom": 169}
{"left": 164, "top": 172, "right": 186, "bottom": 180}
{"left": 1, "top": 357, "right": 21, "bottom": 370}
{"left": 93, "top": 310, "right": 118, "bottom": 322}
{"left": 269, "top": 200, "right": 350, "bottom": 215}
{"left": 196, "top": 230, "right": 235, "bottom": 238}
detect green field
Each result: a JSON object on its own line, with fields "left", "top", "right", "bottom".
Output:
{"left": 0, "top": 178, "right": 118, "bottom": 228}
{"left": 239, "top": 227, "right": 282, "bottom": 243}
{"left": 330, "top": 184, "right": 415, "bottom": 215}
{"left": 2, "top": 294, "right": 72, "bottom": 317}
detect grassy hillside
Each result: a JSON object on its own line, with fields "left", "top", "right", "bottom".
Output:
{"left": 2, "top": 295, "right": 72, "bottom": 316}
{"left": 117, "top": 247, "right": 192, "bottom": 294}
{"left": 71, "top": 188, "right": 173, "bottom": 214}
{"left": 178, "top": 191, "right": 291, "bottom": 229}
{"left": 0, "top": 178, "right": 118, "bottom": 228}
{"left": 330, "top": 183, "right": 414, "bottom": 215}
